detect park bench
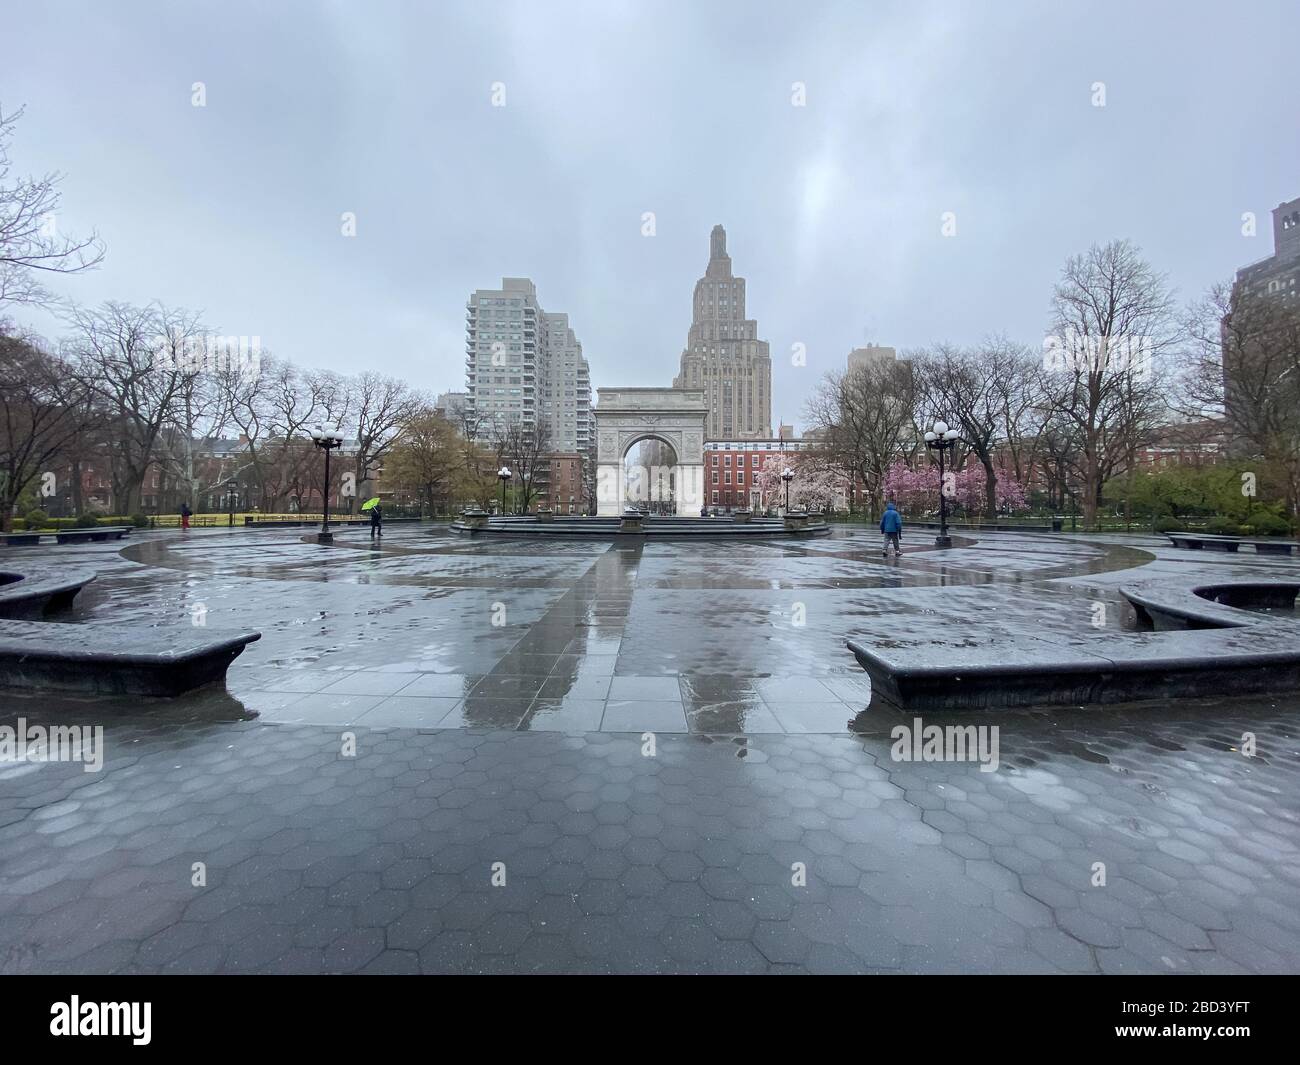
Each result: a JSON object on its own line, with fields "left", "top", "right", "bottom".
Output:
{"left": 1165, "top": 532, "right": 1298, "bottom": 555}
{"left": 0, "top": 566, "right": 96, "bottom": 619}
{"left": 54, "top": 526, "right": 132, "bottom": 544}
{"left": 1, "top": 533, "right": 43, "bottom": 546}
{"left": 907, "top": 519, "right": 1056, "bottom": 533}
{"left": 0, "top": 620, "right": 261, "bottom": 697}
{"left": 847, "top": 579, "right": 1300, "bottom": 710}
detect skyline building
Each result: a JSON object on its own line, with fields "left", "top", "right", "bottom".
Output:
{"left": 672, "top": 225, "right": 772, "bottom": 440}
{"left": 463, "top": 277, "right": 592, "bottom": 455}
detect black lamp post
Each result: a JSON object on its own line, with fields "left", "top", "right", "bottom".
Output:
{"left": 311, "top": 424, "right": 345, "bottom": 544}
{"left": 924, "top": 419, "right": 961, "bottom": 547}
{"left": 498, "top": 466, "right": 512, "bottom": 515}
{"left": 782, "top": 467, "right": 794, "bottom": 513}
{"left": 226, "top": 480, "right": 237, "bottom": 528}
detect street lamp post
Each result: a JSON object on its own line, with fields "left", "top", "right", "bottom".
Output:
{"left": 781, "top": 468, "right": 794, "bottom": 514}
{"left": 924, "top": 419, "right": 961, "bottom": 547}
{"left": 311, "top": 425, "right": 345, "bottom": 544}
{"left": 226, "top": 480, "right": 237, "bottom": 528}
{"left": 498, "top": 466, "right": 512, "bottom": 516}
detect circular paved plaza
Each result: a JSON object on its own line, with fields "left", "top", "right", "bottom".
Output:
{"left": 1, "top": 524, "right": 1297, "bottom": 973}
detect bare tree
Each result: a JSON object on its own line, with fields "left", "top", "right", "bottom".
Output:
{"left": 1181, "top": 281, "right": 1300, "bottom": 517}
{"left": 916, "top": 338, "right": 1034, "bottom": 516}
{"left": 154, "top": 308, "right": 222, "bottom": 511}
{"left": 0, "top": 106, "right": 105, "bottom": 309}
{"left": 0, "top": 330, "right": 96, "bottom": 529}
{"left": 496, "top": 420, "right": 553, "bottom": 513}
{"left": 804, "top": 357, "right": 919, "bottom": 516}
{"left": 1041, "top": 239, "right": 1177, "bottom": 529}
{"left": 349, "top": 372, "right": 423, "bottom": 505}
{"left": 992, "top": 345, "right": 1050, "bottom": 491}
{"left": 64, "top": 301, "right": 201, "bottom": 514}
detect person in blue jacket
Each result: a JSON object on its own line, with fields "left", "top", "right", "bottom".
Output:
{"left": 880, "top": 501, "right": 902, "bottom": 557}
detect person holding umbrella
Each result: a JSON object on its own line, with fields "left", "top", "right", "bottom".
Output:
{"left": 361, "top": 497, "right": 382, "bottom": 541}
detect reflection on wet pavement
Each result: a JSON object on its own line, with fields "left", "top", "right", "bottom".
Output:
{"left": 3, "top": 525, "right": 1299, "bottom": 973}
{"left": 23, "top": 524, "right": 1295, "bottom": 734}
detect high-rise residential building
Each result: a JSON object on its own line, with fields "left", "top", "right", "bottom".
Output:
{"left": 463, "top": 278, "right": 591, "bottom": 455}
{"left": 673, "top": 225, "right": 772, "bottom": 440}
{"left": 434, "top": 390, "right": 469, "bottom": 423}
{"left": 1225, "top": 195, "right": 1300, "bottom": 441}
{"left": 542, "top": 312, "right": 592, "bottom": 455}
{"left": 847, "top": 344, "right": 899, "bottom": 372}
{"left": 1235, "top": 196, "right": 1300, "bottom": 301}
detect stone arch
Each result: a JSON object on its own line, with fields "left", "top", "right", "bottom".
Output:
{"left": 594, "top": 388, "right": 707, "bottom": 516}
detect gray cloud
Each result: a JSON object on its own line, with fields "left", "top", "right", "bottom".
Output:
{"left": 6, "top": 0, "right": 1298, "bottom": 428}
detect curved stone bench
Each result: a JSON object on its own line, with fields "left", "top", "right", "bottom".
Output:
{"left": 53, "top": 526, "right": 133, "bottom": 544}
{"left": 0, "top": 621, "right": 261, "bottom": 697}
{"left": 0, "top": 563, "right": 259, "bottom": 696}
{"left": 848, "top": 579, "right": 1300, "bottom": 710}
{"left": 0, "top": 566, "right": 96, "bottom": 620}
{"left": 1122, "top": 582, "right": 1298, "bottom": 631}
{"left": 848, "top": 629, "right": 1300, "bottom": 711}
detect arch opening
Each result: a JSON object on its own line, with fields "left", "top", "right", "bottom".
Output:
{"left": 622, "top": 436, "right": 678, "bottom": 515}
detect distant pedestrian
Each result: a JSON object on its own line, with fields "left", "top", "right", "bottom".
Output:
{"left": 180, "top": 502, "right": 191, "bottom": 531}
{"left": 880, "top": 501, "right": 902, "bottom": 557}
{"left": 369, "top": 502, "right": 383, "bottom": 541}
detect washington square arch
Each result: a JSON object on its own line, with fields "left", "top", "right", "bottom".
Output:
{"left": 594, "top": 388, "right": 707, "bottom": 516}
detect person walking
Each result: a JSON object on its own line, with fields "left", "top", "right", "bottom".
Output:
{"left": 880, "top": 500, "right": 902, "bottom": 558}
{"left": 369, "top": 502, "right": 383, "bottom": 542}
{"left": 180, "top": 502, "right": 191, "bottom": 531}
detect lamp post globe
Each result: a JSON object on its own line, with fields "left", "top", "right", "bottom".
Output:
{"left": 312, "top": 425, "right": 344, "bottom": 544}
{"left": 924, "top": 418, "right": 960, "bottom": 548}
{"left": 498, "top": 466, "right": 512, "bottom": 516}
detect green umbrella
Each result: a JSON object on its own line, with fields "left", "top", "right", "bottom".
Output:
{"left": 360, "top": 497, "right": 381, "bottom": 511}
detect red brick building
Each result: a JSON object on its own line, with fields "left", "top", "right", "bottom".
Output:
{"left": 542, "top": 452, "right": 585, "bottom": 514}
{"left": 705, "top": 437, "right": 822, "bottom": 511}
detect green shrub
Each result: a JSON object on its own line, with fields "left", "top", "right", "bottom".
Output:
{"left": 129, "top": 512, "right": 150, "bottom": 528}
{"left": 1153, "top": 517, "right": 1186, "bottom": 533}
{"left": 1203, "top": 516, "right": 1234, "bottom": 535}
{"left": 10, "top": 518, "right": 27, "bottom": 530}
{"left": 23, "top": 508, "right": 49, "bottom": 528}
{"left": 1244, "top": 509, "right": 1291, "bottom": 536}
{"left": 73, "top": 513, "right": 100, "bottom": 528}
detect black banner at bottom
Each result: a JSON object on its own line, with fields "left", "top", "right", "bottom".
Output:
{"left": 1, "top": 974, "right": 1292, "bottom": 1051}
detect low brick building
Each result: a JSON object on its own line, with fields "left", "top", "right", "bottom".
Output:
{"left": 542, "top": 452, "right": 585, "bottom": 514}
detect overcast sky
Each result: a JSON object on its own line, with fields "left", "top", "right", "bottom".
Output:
{"left": 5, "top": 0, "right": 1298, "bottom": 429}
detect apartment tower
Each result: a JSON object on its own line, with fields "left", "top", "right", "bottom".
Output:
{"left": 673, "top": 226, "right": 772, "bottom": 439}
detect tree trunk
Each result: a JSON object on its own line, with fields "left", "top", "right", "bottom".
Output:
{"left": 982, "top": 455, "right": 998, "bottom": 518}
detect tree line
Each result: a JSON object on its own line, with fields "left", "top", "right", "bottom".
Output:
{"left": 804, "top": 239, "right": 1300, "bottom": 530}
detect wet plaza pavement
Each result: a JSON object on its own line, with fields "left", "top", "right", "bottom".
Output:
{"left": 1, "top": 523, "right": 1298, "bottom": 973}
